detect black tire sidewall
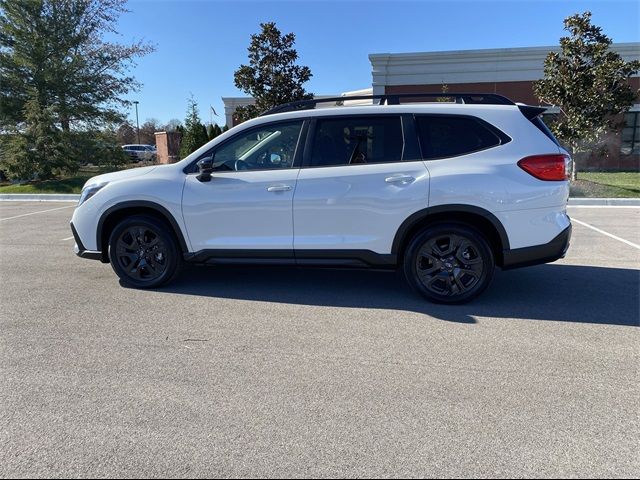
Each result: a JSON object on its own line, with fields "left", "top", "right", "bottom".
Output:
{"left": 108, "top": 215, "right": 180, "bottom": 288}
{"left": 403, "top": 223, "right": 495, "bottom": 304}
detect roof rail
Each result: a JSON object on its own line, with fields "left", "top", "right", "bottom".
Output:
{"left": 260, "top": 93, "right": 516, "bottom": 116}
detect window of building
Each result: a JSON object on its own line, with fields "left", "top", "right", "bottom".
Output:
{"left": 416, "top": 115, "right": 503, "bottom": 160}
{"left": 621, "top": 112, "right": 640, "bottom": 155}
{"left": 309, "top": 116, "right": 404, "bottom": 167}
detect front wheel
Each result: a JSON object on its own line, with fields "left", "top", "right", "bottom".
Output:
{"left": 403, "top": 223, "right": 495, "bottom": 304}
{"left": 108, "top": 215, "right": 181, "bottom": 288}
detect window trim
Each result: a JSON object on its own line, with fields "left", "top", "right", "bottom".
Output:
{"left": 183, "top": 119, "right": 308, "bottom": 174}
{"left": 301, "top": 114, "right": 407, "bottom": 169}
{"left": 414, "top": 113, "right": 511, "bottom": 161}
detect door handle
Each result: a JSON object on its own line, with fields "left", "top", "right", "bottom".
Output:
{"left": 267, "top": 184, "right": 292, "bottom": 192}
{"left": 385, "top": 174, "right": 415, "bottom": 185}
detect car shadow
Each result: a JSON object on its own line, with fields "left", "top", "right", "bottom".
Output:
{"left": 157, "top": 263, "right": 640, "bottom": 326}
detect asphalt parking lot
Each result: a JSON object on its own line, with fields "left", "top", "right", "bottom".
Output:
{"left": 1, "top": 202, "right": 638, "bottom": 478}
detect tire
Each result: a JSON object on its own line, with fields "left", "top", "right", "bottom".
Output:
{"left": 403, "top": 223, "right": 495, "bottom": 304}
{"left": 108, "top": 215, "right": 181, "bottom": 288}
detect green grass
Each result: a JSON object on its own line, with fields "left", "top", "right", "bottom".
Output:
{"left": 570, "top": 171, "right": 640, "bottom": 198}
{"left": 0, "top": 164, "right": 143, "bottom": 194}
{"left": 0, "top": 173, "right": 94, "bottom": 194}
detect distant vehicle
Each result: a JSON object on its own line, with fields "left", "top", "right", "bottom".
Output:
{"left": 72, "top": 93, "right": 572, "bottom": 303}
{"left": 122, "top": 144, "right": 156, "bottom": 162}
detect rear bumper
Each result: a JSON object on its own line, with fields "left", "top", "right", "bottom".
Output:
{"left": 501, "top": 223, "right": 572, "bottom": 270}
{"left": 70, "top": 222, "right": 103, "bottom": 261}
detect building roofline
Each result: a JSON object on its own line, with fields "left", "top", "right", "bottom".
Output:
{"left": 369, "top": 42, "right": 640, "bottom": 61}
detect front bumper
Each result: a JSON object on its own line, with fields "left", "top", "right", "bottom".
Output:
{"left": 70, "top": 222, "right": 103, "bottom": 261}
{"left": 501, "top": 223, "right": 572, "bottom": 270}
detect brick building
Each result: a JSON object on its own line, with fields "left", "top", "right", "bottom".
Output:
{"left": 223, "top": 43, "right": 640, "bottom": 170}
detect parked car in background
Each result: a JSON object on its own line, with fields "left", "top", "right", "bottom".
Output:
{"left": 122, "top": 144, "right": 156, "bottom": 162}
{"left": 72, "top": 93, "right": 572, "bottom": 303}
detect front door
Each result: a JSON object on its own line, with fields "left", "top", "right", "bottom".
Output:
{"left": 182, "top": 120, "right": 304, "bottom": 252}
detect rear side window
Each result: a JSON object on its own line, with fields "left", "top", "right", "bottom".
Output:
{"left": 416, "top": 115, "right": 505, "bottom": 159}
{"left": 310, "top": 116, "right": 404, "bottom": 167}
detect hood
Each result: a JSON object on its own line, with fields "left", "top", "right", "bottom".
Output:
{"left": 83, "top": 165, "right": 158, "bottom": 189}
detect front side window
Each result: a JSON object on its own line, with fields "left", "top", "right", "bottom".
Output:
{"left": 416, "top": 115, "right": 503, "bottom": 160}
{"left": 212, "top": 121, "right": 303, "bottom": 171}
{"left": 309, "top": 116, "right": 404, "bottom": 167}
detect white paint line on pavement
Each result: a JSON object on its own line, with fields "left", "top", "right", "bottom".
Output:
{"left": 572, "top": 218, "right": 640, "bottom": 250}
{"left": 61, "top": 236, "right": 75, "bottom": 241}
{"left": 0, "top": 204, "right": 74, "bottom": 222}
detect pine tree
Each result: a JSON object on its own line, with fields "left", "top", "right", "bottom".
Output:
{"left": 179, "top": 96, "right": 209, "bottom": 159}
{"left": 0, "top": 0, "right": 154, "bottom": 179}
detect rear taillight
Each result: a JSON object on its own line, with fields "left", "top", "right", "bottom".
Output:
{"left": 517, "top": 154, "right": 570, "bottom": 181}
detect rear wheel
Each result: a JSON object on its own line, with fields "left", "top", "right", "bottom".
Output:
{"left": 108, "top": 215, "right": 180, "bottom": 288}
{"left": 403, "top": 223, "right": 495, "bottom": 304}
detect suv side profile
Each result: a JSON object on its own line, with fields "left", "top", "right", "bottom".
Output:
{"left": 71, "top": 94, "right": 572, "bottom": 303}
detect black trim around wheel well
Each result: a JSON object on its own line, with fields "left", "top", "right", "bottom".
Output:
{"left": 96, "top": 201, "right": 189, "bottom": 261}
{"left": 392, "top": 205, "right": 510, "bottom": 265}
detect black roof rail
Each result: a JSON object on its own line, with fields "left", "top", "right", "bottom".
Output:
{"left": 260, "top": 93, "right": 516, "bottom": 116}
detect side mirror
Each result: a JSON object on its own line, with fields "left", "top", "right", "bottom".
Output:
{"left": 196, "top": 156, "right": 214, "bottom": 182}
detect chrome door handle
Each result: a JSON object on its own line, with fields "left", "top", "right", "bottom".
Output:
{"left": 267, "top": 184, "right": 292, "bottom": 192}
{"left": 385, "top": 174, "right": 415, "bottom": 185}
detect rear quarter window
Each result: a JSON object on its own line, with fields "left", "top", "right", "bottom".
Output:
{"left": 416, "top": 115, "right": 508, "bottom": 160}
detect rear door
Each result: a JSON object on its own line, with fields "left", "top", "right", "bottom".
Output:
{"left": 292, "top": 114, "right": 429, "bottom": 258}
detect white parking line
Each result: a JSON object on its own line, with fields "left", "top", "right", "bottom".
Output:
{"left": 61, "top": 236, "right": 75, "bottom": 241}
{"left": 572, "top": 218, "right": 640, "bottom": 250}
{"left": 0, "top": 205, "right": 74, "bottom": 222}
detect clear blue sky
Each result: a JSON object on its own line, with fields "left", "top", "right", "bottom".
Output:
{"left": 114, "top": 0, "right": 640, "bottom": 127}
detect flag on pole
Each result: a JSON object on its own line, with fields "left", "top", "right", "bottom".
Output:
{"left": 210, "top": 105, "right": 219, "bottom": 116}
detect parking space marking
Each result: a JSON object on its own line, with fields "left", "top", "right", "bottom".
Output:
{"left": 572, "top": 217, "right": 640, "bottom": 250}
{"left": 0, "top": 204, "right": 74, "bottom": 222}
{"left": 61, "top": 236, "right": 75, "bottom": 241}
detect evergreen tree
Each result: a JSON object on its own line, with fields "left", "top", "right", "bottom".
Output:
{"left": 0, "top": 0, "right": 154, "bottom": 179}
{"left": 233, "top": 22, "right": 312, "bottom": 122}
{"left": 534, "top": 11, "right": 640, "bottom": 179}
{"left": 179, "top": 96, "right": 209, "bottom": 159}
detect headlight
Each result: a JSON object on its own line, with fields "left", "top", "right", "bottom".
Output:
{"left": 78, "top": 182, "right": 108, "bottom": 206}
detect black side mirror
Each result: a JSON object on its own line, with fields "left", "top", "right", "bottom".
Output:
{"left": 196, "top": 156, "right": 214, "bottom": 182}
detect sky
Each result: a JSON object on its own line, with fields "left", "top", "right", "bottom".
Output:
{"left": 112, "top": 0, "right": 640, "bottom": 127}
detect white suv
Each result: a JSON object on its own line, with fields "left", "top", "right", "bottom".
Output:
{"left": 71, "top": 94, "right": 572, "bottom": 303}
{"left": 122, "top": 144, "right": 156, "bottom": 162}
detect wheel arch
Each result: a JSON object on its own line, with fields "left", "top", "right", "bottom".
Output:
{"left": 392, "top": 205, "right": 510, "bottom": 267}
{"left": 97, "top": 201, "right": 189, "bottom": 262}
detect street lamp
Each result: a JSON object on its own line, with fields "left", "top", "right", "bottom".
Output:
{"left": 133, "top": 100, "right": 140, "bottom": 144}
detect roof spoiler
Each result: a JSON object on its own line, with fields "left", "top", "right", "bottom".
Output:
{"left": 518, "top": 105, "right": 547, "bottom": 120}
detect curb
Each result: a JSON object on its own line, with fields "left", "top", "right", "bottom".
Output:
{"left": 568, "top": 198, "right": 640, "bottom": 206}
{"left": 0, "top": 193, "right": 79, "bottom": 202}
{"left": 0, "top": 193, "right": 638, "bottom": 206}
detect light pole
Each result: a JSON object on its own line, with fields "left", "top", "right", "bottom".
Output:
{"left": 133, "top": 100, "right": 140, "bottom": 144}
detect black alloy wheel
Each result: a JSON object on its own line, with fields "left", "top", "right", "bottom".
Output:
{"left": 108, "top": 215, "right": 180, "bottom": 288}
{"left": 404, "top": 223, "right": 495, "bottom": 304}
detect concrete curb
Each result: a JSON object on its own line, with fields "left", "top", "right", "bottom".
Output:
{"left": 0, "top": 193, "right": 79, "bottom": 202}
{"left": 0, "top": 193, "right": 638, "bottom": 206}
{"left": 568, "top": 198, "right": 640, "bottom": 206}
